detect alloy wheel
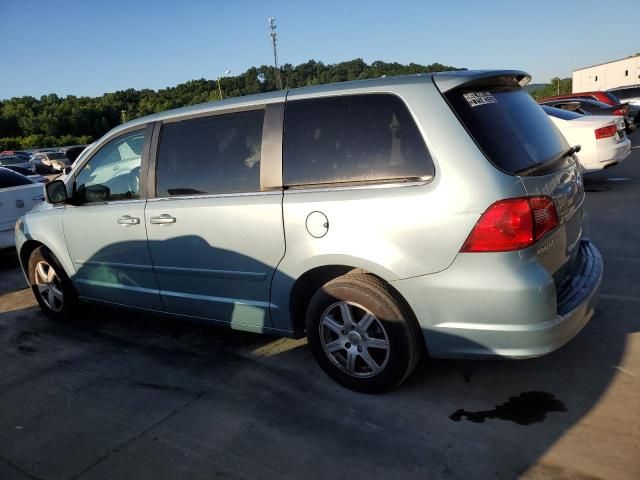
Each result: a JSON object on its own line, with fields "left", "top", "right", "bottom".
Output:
{"left": 34, "top": 261, "right": 64, "bottom": 312}
{"left": 319, "top": 301, "right": 390, "bottom": 378}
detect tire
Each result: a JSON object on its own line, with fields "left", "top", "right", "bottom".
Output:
{"left": 28, "top": 246, "right": 79, "bottom": 321}
{"left": 305, "top": 273, "right": 423, "bottom": 393}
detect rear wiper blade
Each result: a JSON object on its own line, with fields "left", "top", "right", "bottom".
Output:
{"left": 516, "top": 145, "right": 581, "bottom": 177}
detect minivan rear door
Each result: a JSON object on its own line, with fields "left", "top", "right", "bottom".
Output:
{"left": 435, "top": 72, "right": 585, "bottom": 287}
{"left": 145, "top": 106, "right": 285, "bottom": 331}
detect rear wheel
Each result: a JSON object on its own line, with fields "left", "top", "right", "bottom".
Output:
{"left": 305, "top": 273, "right": 422, "bottom": 393}
{"left": 28, "top": 246, "right": 78, "bottom": 321}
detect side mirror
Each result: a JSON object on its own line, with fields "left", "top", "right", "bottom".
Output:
{"left": 45, "top": 180, "right": 68, "bottom": 204}
{"left": 64, "top": 166, "right": 72, "bottom": 175}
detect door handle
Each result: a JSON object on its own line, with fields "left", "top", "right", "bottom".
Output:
{"left": 150, "top": 214, "right": 176, "bottom": 225}
{"left": 117, "top": 215, "right": 140, "bottom": 226}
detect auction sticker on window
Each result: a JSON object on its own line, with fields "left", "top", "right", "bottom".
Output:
{"left": 463, "top": 91, "right": 497, "bottom": 107}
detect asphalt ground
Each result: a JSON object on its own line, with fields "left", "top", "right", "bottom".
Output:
{"left": 0, "top": 133, "right": 638, "bottom": 480}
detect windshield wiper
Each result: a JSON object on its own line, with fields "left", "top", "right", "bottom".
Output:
{"left": 516, "top": 145, "right": 581, "bottom": 177}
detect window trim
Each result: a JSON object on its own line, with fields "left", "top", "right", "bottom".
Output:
{"left": 281, "top": 92, "right": 434, "bottom": 189}
{"left": 152, "top": 106, "right": 272, "bottom": 198}
{"left": 71, "top": 124, "right": 151, "bottom": 206}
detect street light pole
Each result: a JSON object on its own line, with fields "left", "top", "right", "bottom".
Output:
{"left": 217, "top": 69, "right": 230, "bottom": 100}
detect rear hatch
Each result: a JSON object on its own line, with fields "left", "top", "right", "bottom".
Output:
{"left": 434, "top": 71, "right": 586, "bottom": 291}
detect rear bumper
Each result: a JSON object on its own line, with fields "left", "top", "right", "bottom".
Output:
{"left": 391, "top": 240, "right": 603, "bottom": 359}
{"left": 584, "top": 139, "right": 632, "bottom": 173}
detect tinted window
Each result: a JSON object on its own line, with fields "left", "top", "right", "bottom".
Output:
{"left": 582, "top": 100, "right": 611, "bottom": 109}
{"left": 48, "top": 152, "right": 66, "bottom": 160}
{"left": 75, "top": 129, "right": 145, "bottom": 204}
{"left": 0, "top": 168, "right": 33, "bottom": 188}
{"left": 283, "top": 94, "right": 433, "bottom": 186}
{"left": 156, "top": 109, "right": 264, "bottom": 196}
{"left": 5, "top": 165, "right": 33, "bottom": 176}
{"left": 603, "top": 92, "right": 620, "bottom": 103}
{"left": 0, "top": 156, "right": 23, "bottom": 165}
{"left": 611, "top": 87, "right": 640, "bottom": 100}
{"left": 542, "top": 106, "right": 583, "bottom": 120}
{"left": 445, "top": 86, "right": 569, "bottom": 175}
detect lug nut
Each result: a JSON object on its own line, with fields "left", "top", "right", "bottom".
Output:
{"left": 341, "top": 330, "right": 348, "bottom": 335}
{"left": 345, "top": 342, "right": 351, "bottom": 349}
{"left": 357, "top": 346, "right": 363, "bottom": 352}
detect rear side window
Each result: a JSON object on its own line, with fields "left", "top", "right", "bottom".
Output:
{"left": 0, "top": 169, "right": 33, "bottom": 188}
{"left": 445, "top": 86, "right": 569, "bottom": 175}
{"left": 156, "top": 109, "right": 264, "bottom": 196}
{"left": 283, "top": 94, "right": 433, "bottom": 186}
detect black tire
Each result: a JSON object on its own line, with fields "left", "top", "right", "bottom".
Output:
{"left": 28, "top": 246, "right": 79, "bottom": 321}
{"left": 305, "top": 273, "right": 423, "bottom": 393}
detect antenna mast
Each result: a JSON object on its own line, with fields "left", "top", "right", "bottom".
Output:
{"left": 268, "top": 17, "right": 282, "bottom": 90}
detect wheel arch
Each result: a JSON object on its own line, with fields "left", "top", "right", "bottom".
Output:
{"left": 19, "top": 240, "right": 46, "bottom": 280}
{"left": 287, "top": 264, "right": 418, "bottom": 340}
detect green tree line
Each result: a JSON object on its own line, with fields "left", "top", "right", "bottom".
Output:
{"left": 528, "top": 77, "right": 573, "bottom": 101}
{"left": 0, "top": 58, "right": 463, "bottom": 150}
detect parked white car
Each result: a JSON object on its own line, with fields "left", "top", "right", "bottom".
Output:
{"left": 543, "top": 106, "right": 631, "bottom": 173}
{"left": 0, "top": 168, "right": 45, "bottom": 249}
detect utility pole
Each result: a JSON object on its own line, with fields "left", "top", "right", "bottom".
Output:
{"left": 268, "top": 17, "right": 282, "bottom": 90}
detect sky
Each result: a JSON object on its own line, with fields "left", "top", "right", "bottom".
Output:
{"left": 1, "top": 0, "right": 637, "bottom": 99}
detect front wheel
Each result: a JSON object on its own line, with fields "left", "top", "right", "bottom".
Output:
{"left": 305, "top": 273, "right": 423, "bottom": 393}
{"left": 28, "top": 246, "right": 79, "bottom": 321}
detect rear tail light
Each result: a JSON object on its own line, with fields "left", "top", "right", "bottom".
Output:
{"left": 612, "top": 107, "right": 628, "bottom": 116}
{"left": 594, "top": 125, "right": 618, "bottom": 139}
{"left": 461, "top": 196, "right": 559, "bottom": 253}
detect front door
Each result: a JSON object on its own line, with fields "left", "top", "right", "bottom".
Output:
{"left": 63, "top": 127, "right": 163, "bottom": 310}
{"left": 145, "top": 108, "right": 285, "bottom": 330}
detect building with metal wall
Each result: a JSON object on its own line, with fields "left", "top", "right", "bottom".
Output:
{"left": 573, "top": 55, "right": 640, "bottom": 92}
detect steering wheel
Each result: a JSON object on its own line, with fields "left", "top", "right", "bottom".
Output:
{"left": 127, "top": 166, "right": 141, "bottom": 195}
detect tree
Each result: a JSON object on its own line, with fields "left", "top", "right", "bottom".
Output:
{"left": 529, "top": 77, "right": 573, "bottom": 100}
{"left": 0, "top": 58, "right": 465, "bottom": 149}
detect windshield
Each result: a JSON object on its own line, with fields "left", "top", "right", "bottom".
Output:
{"left": 48, "top": 152, "right": 67, "bottom": 160}
{"left": 542, "top": 106, "right": 583, "bottom": 120}
{"left": 445, "top": 86, "right": 569, "bottom": 175}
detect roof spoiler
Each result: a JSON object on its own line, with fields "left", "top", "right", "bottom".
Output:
{"left": 432, "top": 70, "right": 531, "bottom": 93}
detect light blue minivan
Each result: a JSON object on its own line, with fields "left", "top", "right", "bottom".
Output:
{"left": 16, "top": 70, "right": 603, "bottom": 392}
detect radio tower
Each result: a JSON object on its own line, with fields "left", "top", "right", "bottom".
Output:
{"left": 268, "top": 17, "right": 282, "bottom": 90}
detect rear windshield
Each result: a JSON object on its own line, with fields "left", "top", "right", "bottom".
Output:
{"left": 584, "top": 99, "right": 612, "bottom": 109}
{"left": 48, "top": 153, "right": 66, "bottom": 160}
{"left": 0, "top": 156, "right": 22, "bottom": 165}
{"left": 599, "top": 92, "right": 619, "bottom": 103}
{"left": 0, "top": 169, "right": 33, "bottom": 188}
{"left": 611, "top": 87, "right": 640, "bottom": 100}
{"left": 542, "top": 105, "right": 583, "bottom": 120}
{"left": 445, "top": 86, "right": 569, "bottom": 175}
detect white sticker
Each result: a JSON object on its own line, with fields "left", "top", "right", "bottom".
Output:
{"left": 463, "top": 91, "right": 497, "bottom": 107}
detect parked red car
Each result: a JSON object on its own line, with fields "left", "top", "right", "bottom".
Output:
{"left": 539, "top": 91, "right": 621, "bottom": 106}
